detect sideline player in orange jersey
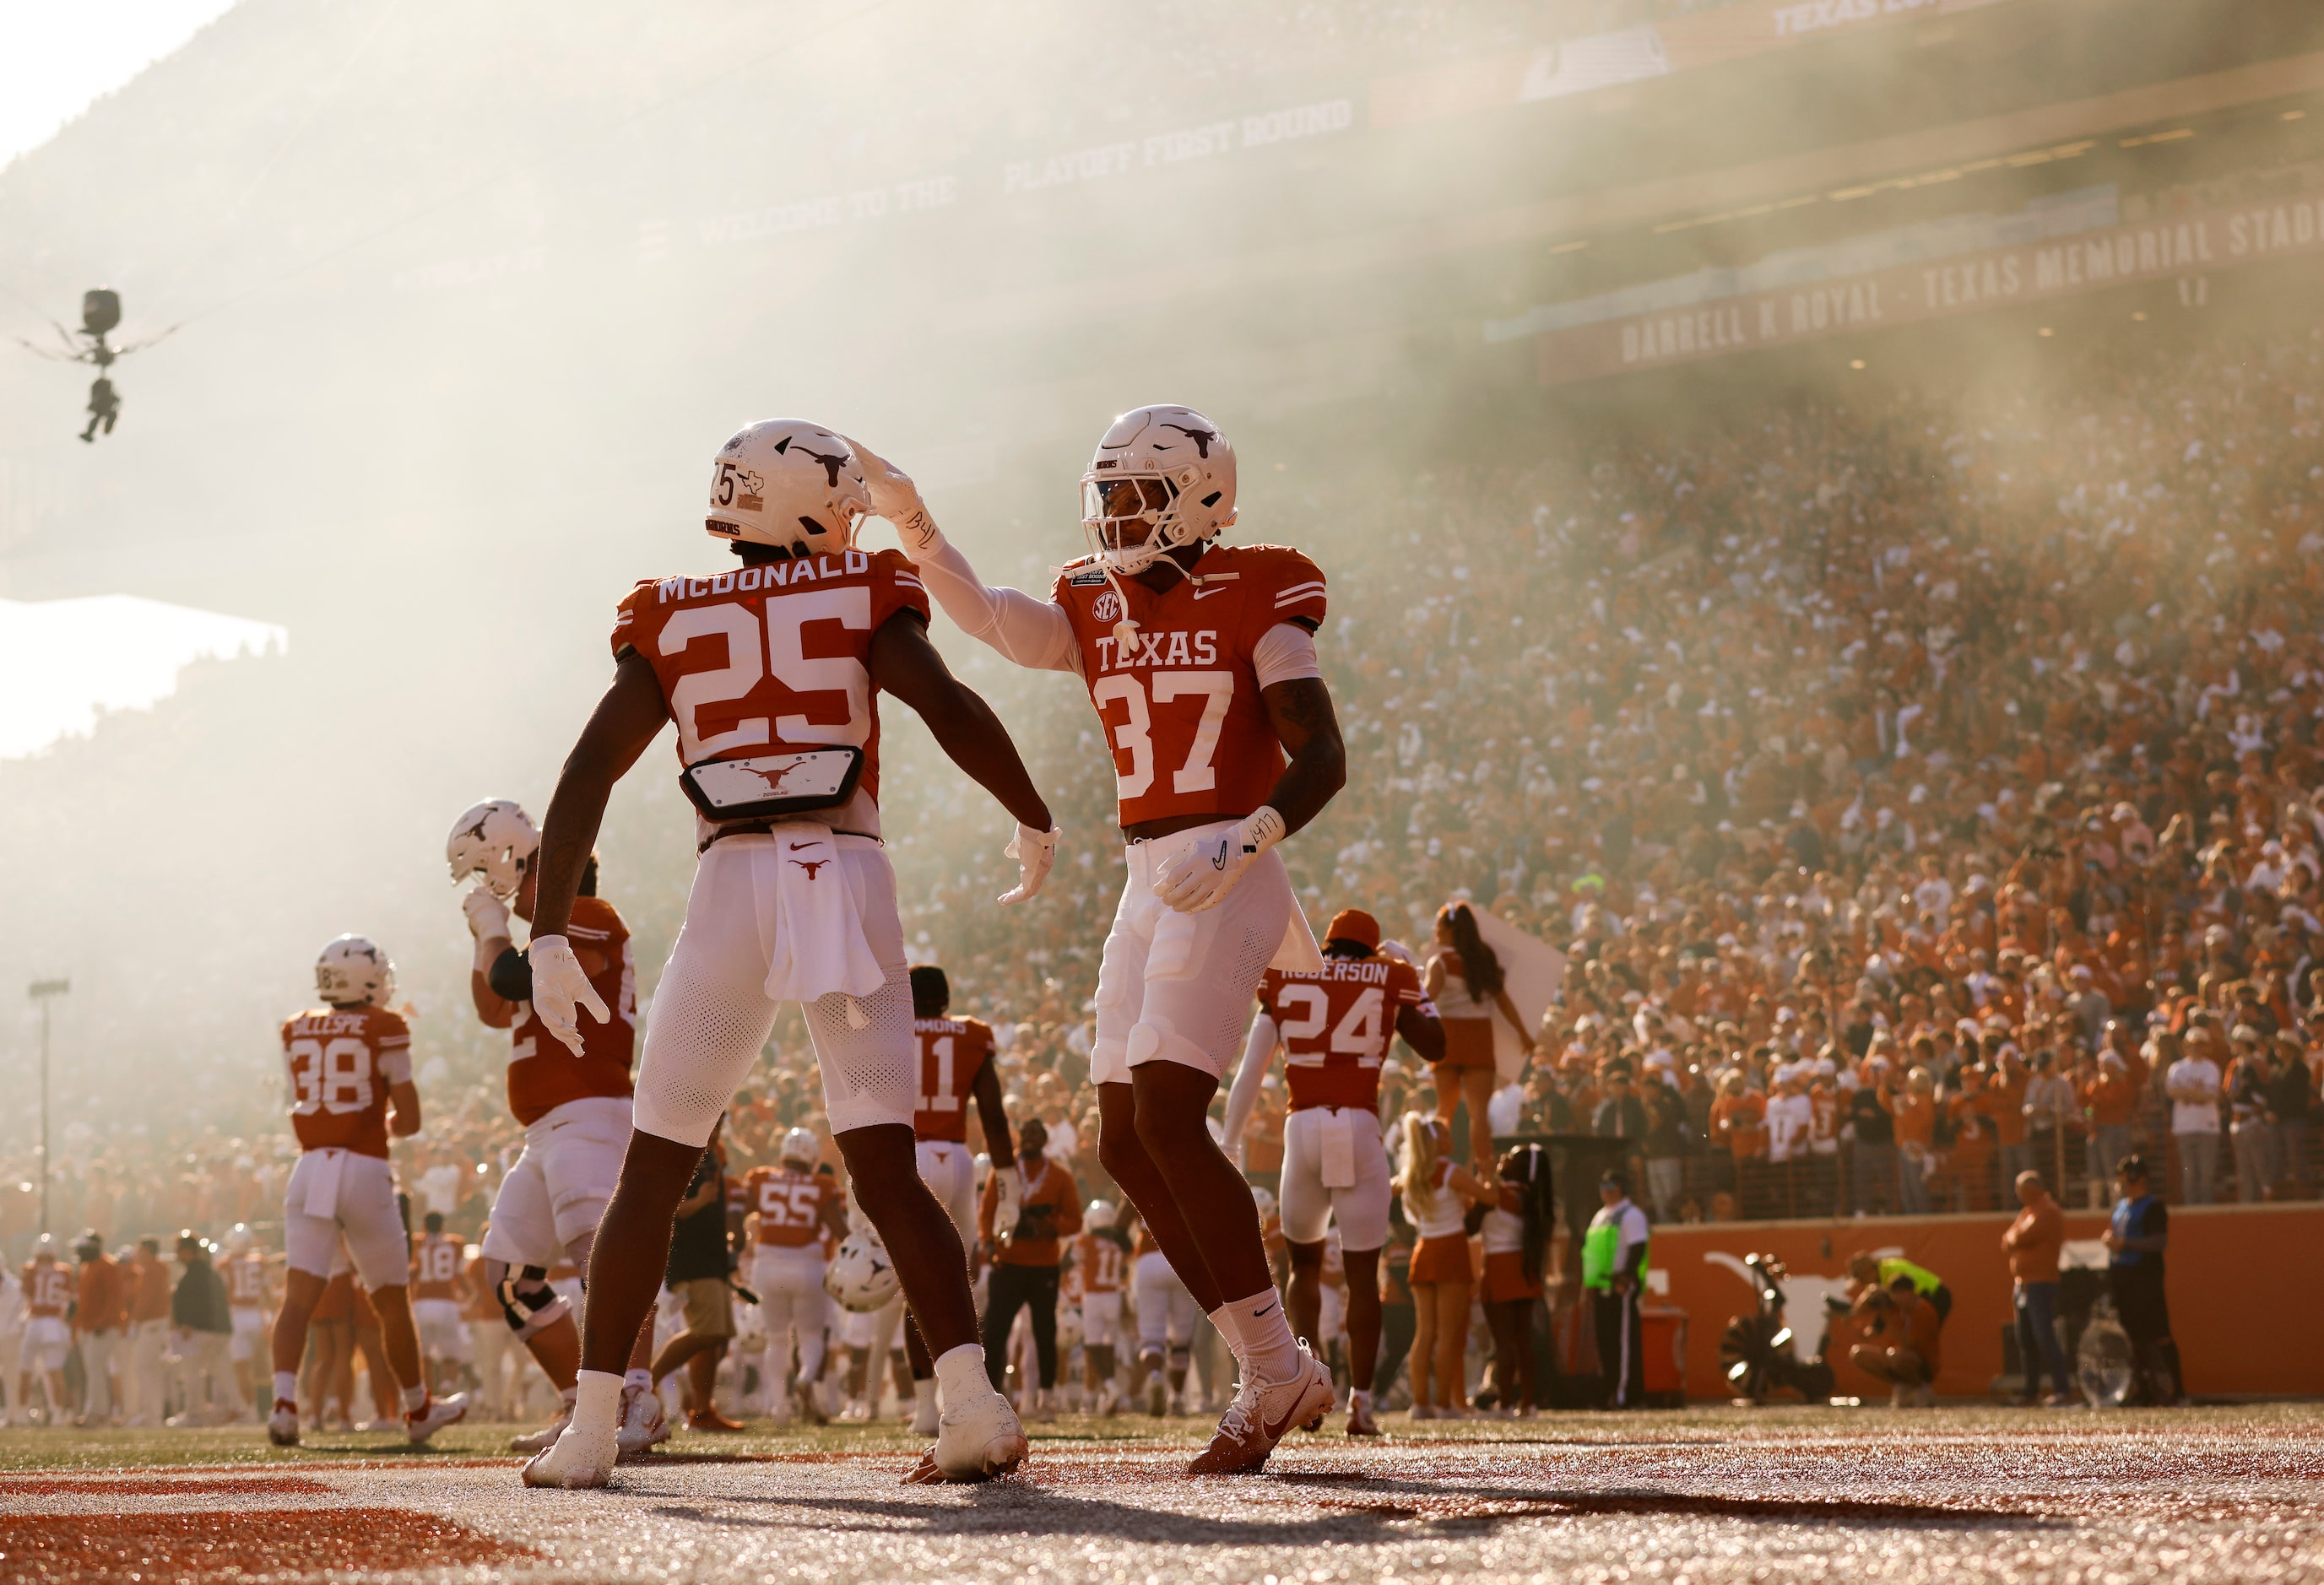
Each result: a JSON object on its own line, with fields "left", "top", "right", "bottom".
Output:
{"left": 1224, "top": 908, "right": 1445, "bottom": 1437}
{"left": 858, "top": 405, "right": 1347, "bottom": 1474}
{"left": 1070, "top": 1201, "right": 1130, "bottom": 1415}
{"left": 267, "top": 936, "right": 466, "bottom": 1447}
{"left": 447, "top": 798, "right": 664, "bottom": 1458}
{"left": 409, "top": 1211, "right": 472, "bottom": 1399}
{"left": 14, "top": 1236, "right": 74, "bottom": 1425}
{"left": 742, "top": 1127, "right": 850, "bottom": 1425}
{"left": 518, "top": 421, "right": 1054, "bottom": 1490}
{"left": 903, "top": 964, "right": 1015, "bottom": 1435}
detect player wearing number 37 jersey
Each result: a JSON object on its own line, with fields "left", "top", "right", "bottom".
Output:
{"left": 853, "top": 404, "right": 1346, "bottom": 1477}
{"left": 517, "top": 419, "right": 1053, "bottom": 1491}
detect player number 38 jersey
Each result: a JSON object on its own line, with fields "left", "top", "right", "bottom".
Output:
{"left": 1052, "top": 543, "right": 1325, "bottom": 828}
{"left": 1258, "top": 955, "right": 1432, "bottom": 1113}
{"left": 612, "top": 549, "right": 930, "bottom": 839}
{"left": 280, "top": 1005, "right": 414, "bottom": 1159}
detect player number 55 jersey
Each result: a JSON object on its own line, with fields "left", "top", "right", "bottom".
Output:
{"left": 1052, "top": 543, "right": 1325, "bottom": 828}
{"left": 1258, "top": 955, "right": 1432, "bottom": 1113}
{"left": 744, "top": 1166, "right": 838, "bottom": 1250}
{"left": 613, "top": 549, "right": 929, "bottom": 838}
{"left": 281, "top": 1005, "right": 414, "bottom": 1159}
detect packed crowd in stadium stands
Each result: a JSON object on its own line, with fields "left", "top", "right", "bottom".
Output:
{"left": 9, "top": 326, "right": 2323, "bottom": 1299}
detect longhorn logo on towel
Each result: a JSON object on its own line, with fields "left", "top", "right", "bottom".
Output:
{"left": 791, "top": 858, "right": 831, "bottom": 880}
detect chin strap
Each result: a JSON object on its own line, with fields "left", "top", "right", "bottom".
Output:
{"left": 1101, "top": 542, "right": 1213, "bottom": 652}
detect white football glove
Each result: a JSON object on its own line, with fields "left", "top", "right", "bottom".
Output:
{"left": 528, "top": 935, "right": 608, "bottom": 1057}
{"left": 999, "top": 823, "right": 1060, "bottom": 906}
{"left": 462, "top": 886, "right": 511, "bottom": 941}
{"left": 1155, "top": 807, "right": 1287, "bottom": 914}
{"left": 845, "top": 436, "right": 944, "bottom": 560}
{"left": 990, "top": 1166, "right": 1022, "bottom": 1245}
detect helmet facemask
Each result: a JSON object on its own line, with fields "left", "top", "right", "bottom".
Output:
{"left": 1081, "top": 473, "right": 1195, "bottom": 576}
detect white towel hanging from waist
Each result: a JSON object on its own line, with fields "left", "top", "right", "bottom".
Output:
{"left": 758, "top": 822, "right": 886, "bottom": 1013}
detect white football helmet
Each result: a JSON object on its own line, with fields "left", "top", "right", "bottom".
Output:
{"left": 824, "top": 1229, "right": 900, "bottom": 1313}
{"left": 705, "top": 419, "right": 872, "bottom": 554}
{"left": 446, "top": 798, "right": 539, "bottom": 899}
{"left": 316, "top": 934, "right": 394, "bottom": 1007}
{"left": 1084, "top": 1198, "right": 1116, "bottom": 1234}
{"left": 779, "top": 1127, "right": 818, "bottom": 1167}
{"left": 1080, "top": 404, "right": 1237, "bottom": 576}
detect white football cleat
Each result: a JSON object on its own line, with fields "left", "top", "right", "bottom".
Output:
{"left": 405, "top": 1393, "right": 469, "bottom": 1445}
{"left": 1188, "top": 1344, "right": 1335, "bottom": 1476}
{"left": 267, "top": 1399, "right": 300, "bottom": 1447}
{"left": 903, "top": 1387, "right": 1027, "bottom": 1484}
{"left": 910, "top": 1388, "right": 941, "bottom": 1437}
{"left": 615, "top": 1384, "right": 669, "bottom": 1458}
{"left": 510, "top": 1406, "right": 573, "bottom": 1454}
{"left": 522, "top": 1418, "right": 619, "bottom": 1489}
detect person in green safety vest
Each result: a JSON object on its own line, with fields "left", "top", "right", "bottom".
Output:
{"left": 1582, "top": 1171, "right": 1650, "bottom": 1409}
{"left": 1847, "top": 1253, "right": 1953, "bottom": 1326}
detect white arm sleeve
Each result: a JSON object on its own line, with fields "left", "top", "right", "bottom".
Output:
{"left": 1221, "top": 1013, "right": 1279, "bottom": 1162}
{"left": 1252, "top": 622, "right": 1321, "bottom": 689}
{"left": 913, "top": 536, "right": 1081, "bottom": 675}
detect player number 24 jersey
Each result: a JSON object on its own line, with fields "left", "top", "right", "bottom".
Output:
{"left": 1258, "top": 955, "right": 1433, "bottom": 1113}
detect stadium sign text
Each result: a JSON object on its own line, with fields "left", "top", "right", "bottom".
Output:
{"left": 1539, "top": 193, "right": 2324, "bottom": 383}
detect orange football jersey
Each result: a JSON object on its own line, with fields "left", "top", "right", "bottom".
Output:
{"left": 225, "top": 1252, "right": 269, "bottom": 1308}
{"left": 280, "top": 1005, "right": 413, "bottom": 1159}
{"left": 913, "top": 1016, "right": 995, "bottom": 1144}
{"left": 20, "top": 1260, "right": 72, "bottom": 1319}
{"left": 744, "top": 1166, "right": 839, "bottom": 1249}
{"left": 1051, "top": 543, "right": 1326, "bottom": 828}
{"left": 1073, "top": 1231, "right": 1126, "bottom": 1295}
{"left": 611, "top": 549, "right": 930, "bottom": 836}
{"left": 507, "top": 894, "right": 637, "bottom": 1126}
{"left": 411, "top": 1232, "right": 463, "bottom": 1301}
{"left": 1258, "top": 954, "right": 1433, "bottom": 1112}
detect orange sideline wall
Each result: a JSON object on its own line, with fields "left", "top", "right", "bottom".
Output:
{"left": 1648, "top": 1202, "right": 2324, "bottom": 1399}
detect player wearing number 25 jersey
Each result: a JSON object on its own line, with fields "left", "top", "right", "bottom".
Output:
{"left": 519, "top": 419, "right": 1049, "bottom": 1490}
{"left": 860, "top": 405, "right": 1346, "bottom": 1475}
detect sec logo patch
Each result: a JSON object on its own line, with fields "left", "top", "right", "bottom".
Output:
{"left": 1092, "top": 591, "right": 1122, "bottom": 623}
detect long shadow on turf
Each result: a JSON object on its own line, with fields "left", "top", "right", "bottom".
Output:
{"left": 636, "top": 1482, "right": 2052, "bottom": 1545}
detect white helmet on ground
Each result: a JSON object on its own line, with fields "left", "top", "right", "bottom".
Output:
{"left": 706, "top": 419, "right": 872, "bottom": 554}
{"left": 446, "top": 799, "right": 539, "bottom": 899}
{"left": 1080, "top": 404, "right": 1237, "bottom": 576}
{"left": 317, "top": 935, "right": 394, "bottom": 1007}
{"left": 824, "top": 1229, "right": 899, "bottom": 1313}
{"left": 1085, "top": 1198, "right": 1117, "bottom": 1233}
{"left": 780, "top": 1127, "right": 819, "bottom": 1167}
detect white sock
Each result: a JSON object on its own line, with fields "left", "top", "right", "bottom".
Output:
{"left": 1224, "top": 1289, "right": 1299, "bottom": 1383}
{"left": 559, "top": 1384, "right": 578, "bottom": 1409}
{"left": 913, "top": 1379, "right": 936, "bottom": 1414}
{"left": 273, "top": 1372, "right": 298, "bottom": 1408}
{"left": 402, "top": 1384, "right": 428, "bottom": 1414}
{"left": 569, "top": 1369, "right": 624, "bottom": 1439}
{"left": 934, "top": 1344, "right": 989, "bottom": 1411}
{"left": 1206, "top": 1305, "right": 1244, "bottom": 1367}
{"left": 624, "top": 1368, "right": 653, "bottom": 1392}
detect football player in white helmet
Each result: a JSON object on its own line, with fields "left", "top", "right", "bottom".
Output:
{"left": 447, "top": 799, "right": 664, "bottom": 1457}
{"left": 520, "top": 420, "right": 1052, "bottom": 1489}
{"left": 853, "top": 408, "right": 1346, "bottom": 1475}
{"left": 268, "top": 937, "right": 467, "bottom": 1447}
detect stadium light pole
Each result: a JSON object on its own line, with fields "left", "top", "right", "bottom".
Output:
{"left": 28, "top": 977, "right": 69, "bottom": 1235}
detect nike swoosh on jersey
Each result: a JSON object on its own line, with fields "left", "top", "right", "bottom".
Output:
{"left": 1192, "top": 587, "right": 1229, "bottom": 599}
